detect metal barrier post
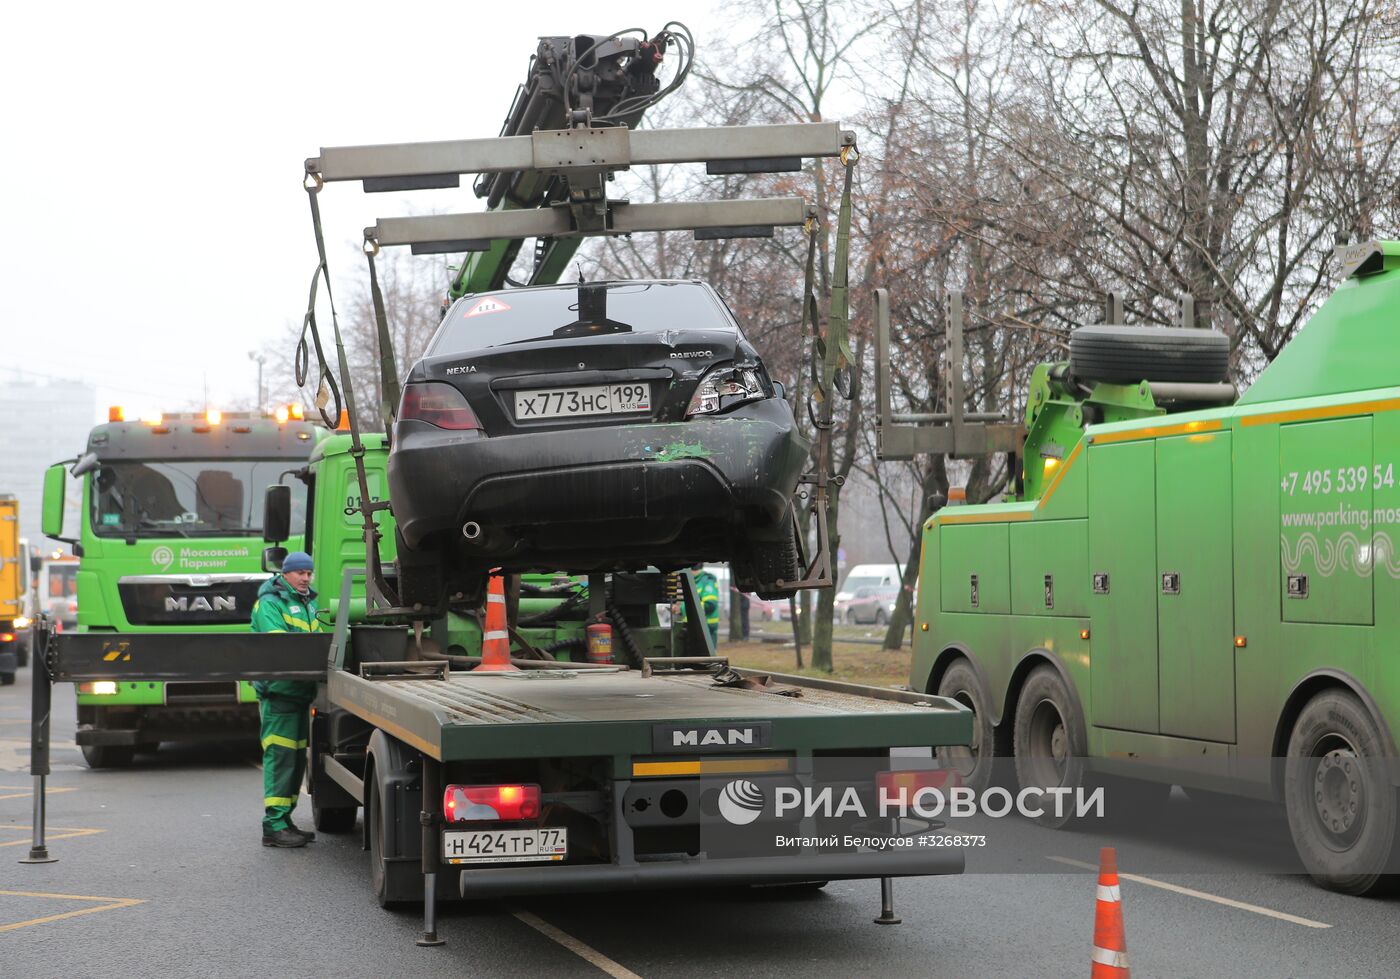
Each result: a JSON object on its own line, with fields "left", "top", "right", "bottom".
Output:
{"left": 20, "top": 618, "right": 56, "bottom": 864}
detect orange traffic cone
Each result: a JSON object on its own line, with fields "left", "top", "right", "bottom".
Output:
{"left": 473, "top": 574, "right": 518, "bottom": 672}
{"left": 1091, "top": 847, "right": 1130, "bottom": 978}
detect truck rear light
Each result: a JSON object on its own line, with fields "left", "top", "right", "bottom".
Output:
{"left": 400, "top": 383, "right": 483, "bottom": 431}
{"left": 443, "top": 783, "right": 540, "bottom": 822}
{"left": 0, "top": 632, "right": 14, "bottom": 643}
{"left": 78, "top": 681, "right": 119, "bottom": 696}
{"left": 876, "top": 768, "right": 962, "bottom": 797}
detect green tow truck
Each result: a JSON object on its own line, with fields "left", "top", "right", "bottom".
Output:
{"left": 907, "top": 241, "right": 1400, "bottom": 894}
{"left": 41, "top": 407, "right": 325, "bottom": 766}
{"left": 23, "top": 32, "right": 973, "bottom": 943}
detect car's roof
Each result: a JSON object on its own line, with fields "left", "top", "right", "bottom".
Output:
{"left": 459, "top": 279, "right": 709, "bottom": 301}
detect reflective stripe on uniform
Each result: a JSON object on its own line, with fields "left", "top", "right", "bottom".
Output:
{"left": 264, "top": 796, "right": 295, "bottom": 807}
{"left": 261, "top": 734, "right": 309, "bottom": 751}
{"left": 1091, "top": 946, "right": 1129, "bottom": 969}
{"left": 281, "top": 613, "right": 313, "bottom": 632}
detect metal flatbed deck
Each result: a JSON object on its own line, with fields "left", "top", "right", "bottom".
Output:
{"left": 328, "top": 666, "right": 969, "bottom": 762}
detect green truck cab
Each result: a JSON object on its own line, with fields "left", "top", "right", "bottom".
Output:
{"left": 912, "top": 240, "right": 1400, "bottom": 894}
{"left": 42, "top": 408, "right": 325, "bottom": 767}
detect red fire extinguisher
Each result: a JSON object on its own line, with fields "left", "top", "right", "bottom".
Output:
{"left": 585, "top": 618, "right": 614, "bottom": 665}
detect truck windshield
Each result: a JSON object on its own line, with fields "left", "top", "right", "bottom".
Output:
{"left": 89, "top": 460, "right": 306, "bottom": 538}
{"left": 430, "top": 282, "right": 735, "bottom": 354}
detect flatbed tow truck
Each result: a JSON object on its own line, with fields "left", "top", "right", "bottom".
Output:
{"left": 20, "top": 28, "right": 973, "bottom": 945}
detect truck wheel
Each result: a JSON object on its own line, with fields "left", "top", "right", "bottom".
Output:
{"left": 934, "top": 659, "right": 999, "bottom": 793}
{"left": 1012, "top": 665, "right": 1089, "bottom": 828}
{"left": 313, "top": 797, "right": 358, "bottom": 834}
{"left": 81, "top": 744, "right": 134, "bottom": 769}
{"left": 0, "top": 672, "right": 13, "bottom": 686}
{"left": 368, "top": 779, "right": 418, "bottom": 908}
{"left": 1283, "top": 690, "right": 1400, "bottom": 895}
{"left": 1069, "top": 325, "right": 1230, "bottom": 384}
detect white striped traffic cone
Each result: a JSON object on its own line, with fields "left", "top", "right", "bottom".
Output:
{"left": 1091, "top": 847, "right": 1130, "bottom": 977}
{"left": 473, "top": 574, "right": 518, "bottom": 672}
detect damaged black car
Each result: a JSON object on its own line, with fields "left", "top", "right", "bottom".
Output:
{"left": 387, "top": 279, "right": 810, "bottom": 607}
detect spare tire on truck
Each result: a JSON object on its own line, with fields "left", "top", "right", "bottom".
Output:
{"left": 1069, "top": 325, "right": 1230, "bottom": 384}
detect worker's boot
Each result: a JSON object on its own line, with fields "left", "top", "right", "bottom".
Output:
{"left": 286, "top": 821, "right": 316, "bottom": 842}
{"left": 262, "top": 827, "right": 308, "bottom": 848}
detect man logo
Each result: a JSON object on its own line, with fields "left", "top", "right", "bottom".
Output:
{"left": 718, "top": 779, "right": 765, "bottom": 826}
{"left": 152, "top": 545, "right": 175, "bottom": 570}
{"left": 164, "top": 596, "right": 236, "bottom": 613}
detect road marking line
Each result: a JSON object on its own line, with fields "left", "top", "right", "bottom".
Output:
{"left": 1047, "top": 856, "right": 1331, "bottom": 928}
{"left": 0, "top": 786, "right": 77, "bottom": 801}
{"left": 0, "top": 826, "right": 104, "bottom": 847}
{"left": 0, "top": 889, "right": 144, "bottom": 933}
{"left": 513, "top": 910, "right": 644, "bottom": 979}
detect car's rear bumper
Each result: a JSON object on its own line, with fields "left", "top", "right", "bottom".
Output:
{"left": 389, "top": 401, "right": 809, "bottom": 551}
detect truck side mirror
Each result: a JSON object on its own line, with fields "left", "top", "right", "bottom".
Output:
{"left": 262, "top": 546, "right": 288, "bottom": 574}
{"left": 263, "top": 485, "right": 291, "bottom": 543}
{"left": 42, "top": 464, "right": 68, "bottom": 540}
{"left": 773, "top": 380, "right": 786, "bottom": 400}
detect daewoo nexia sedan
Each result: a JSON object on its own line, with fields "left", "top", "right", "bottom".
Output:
{"left": 387, "top": 280, "right": 809, "bottom": 607}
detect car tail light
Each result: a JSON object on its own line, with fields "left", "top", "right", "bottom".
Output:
{"left": 686, "top": 366, "right": 765, "bottom": 417}
{"left": 443, "top": 783, "right": 540, "bottom": 822}
{"left": 0, "top": 632, "right": 14, "bottom": 643}
{"left": 399, "top": 382, "right": 482, "bottom": 431}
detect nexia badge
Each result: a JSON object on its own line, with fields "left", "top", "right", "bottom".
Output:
{"left": 653, "top": 722, "right": 772, "bottom": 753}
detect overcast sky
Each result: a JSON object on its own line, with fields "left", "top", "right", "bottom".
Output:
{"left": 3, "top": 1, "right": 720, "bottom": 421}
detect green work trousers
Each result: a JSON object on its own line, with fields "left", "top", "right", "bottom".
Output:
{"left": 259, "top": 696, "right": 309, "bottom": 834}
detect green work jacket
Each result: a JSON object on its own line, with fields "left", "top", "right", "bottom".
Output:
{"left": 250, "top": 574, "right": 320, "bottom": 704}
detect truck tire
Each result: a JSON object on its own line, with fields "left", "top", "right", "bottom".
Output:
{"left": 1012, "top": 664, "right": 1090, "bottom": 828}
{"left": 368, "top": 779, "right": 418, "bottom": 908}
{"left": 1069, "top": 325, "right": 1230, "bottom": 384}
{"left": 0, "top": 672, "right": 13, "bottom": 686}
{"left": 81, "top": 744, "right": 134, "bottom": 769}
{"left": 313, "top": 796, "right": 359, "bottom": 834}
{"left": 1283, "top": 690, "right": 1400, "bottom": 895}
{"left": 934, "top": 659, "right": 999, "bottom": 793}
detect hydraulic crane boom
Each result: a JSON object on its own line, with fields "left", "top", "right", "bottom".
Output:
{"left": 443, "top": 26, "right": 693, "bottom": 297}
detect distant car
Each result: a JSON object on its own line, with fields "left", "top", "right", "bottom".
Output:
{"left": 388, "top": 280, "right": 810, "bottom": 608}
{"left": 747, "top": 595, "right": 787, "bottom": 622}
{"left": 844, "top": 585, "right": 900, "bottom": 625}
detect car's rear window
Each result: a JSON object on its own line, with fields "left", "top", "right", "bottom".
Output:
{"left": 430, "top": 282, "right": 735, "bottom": 355}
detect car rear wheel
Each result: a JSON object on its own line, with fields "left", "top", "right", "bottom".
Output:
{"left": 394, "top": 528, "right": 444, "bottom": 611}
{"left": 740, "top": 523, "right": 799, "bottom": 601}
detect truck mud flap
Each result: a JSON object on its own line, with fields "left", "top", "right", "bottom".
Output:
{"left": 460, "top": 846, "right": 963, "bottom": 898}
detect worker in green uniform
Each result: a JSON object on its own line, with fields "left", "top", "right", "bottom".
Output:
{"left": 675, "top": 565, "right": 722, "bottom": 648}
{"left": 251, "top": 551, "right": 321, "bottom": 848}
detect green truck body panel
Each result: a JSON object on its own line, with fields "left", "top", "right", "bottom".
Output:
{"left": 67, "top": 416, "right": 325, "bottom": 713}
{"left": 913, "top": 244, "right": 1400, "bottom": 792}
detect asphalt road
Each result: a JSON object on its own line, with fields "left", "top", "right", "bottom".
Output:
{"left": 3, "top": 667, "right": 1398, "bottom": 978}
